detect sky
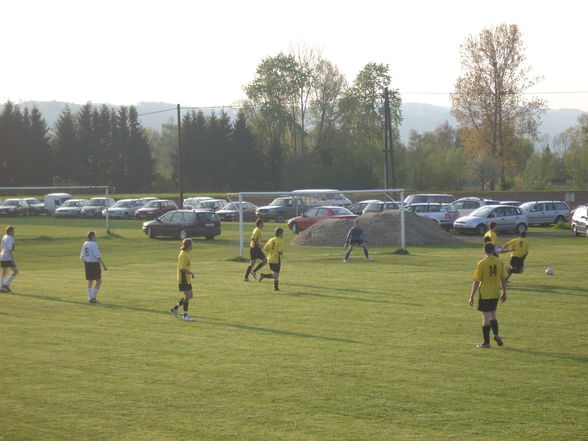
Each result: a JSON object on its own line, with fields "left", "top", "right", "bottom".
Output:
{"left": 2, "top": 0, "right": 587, "bottom": 111}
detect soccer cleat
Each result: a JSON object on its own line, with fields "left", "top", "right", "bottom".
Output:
{"left": 183, "top": 314, "right": 193, "bottom": 322}
{"left": 476, "top": 343, "right": 491, "bottom": 348}
{"left": 493, "top": 335, "right": 504, "bottom": 346}
{"left": 366, "top": 256, "right": 372, "bottom": 261}
{"left": 3, "top": 285, "right": 12, "bottom": 293}
{"left": 243, "top": 278, "right": 250, "bottom": 282}
{"left": 170, "top": 307, "right": 179, "bottom": 318}
{"left": 342, "top": 258, "right": 348, "bottom": 263}
{"left": 0, "top": 287, "right": 6, "bottom": 293}
{"left": 250, "top": 270, "right": 257, "bottom": 280}
{"left": 274, "top": 288, "right": 280, "bottom": 291}
{"left": 89, "top": 298, "right": 97, "bottom": 304}
{"left": 259, "top": 274, "right": 265, "bottom": 282}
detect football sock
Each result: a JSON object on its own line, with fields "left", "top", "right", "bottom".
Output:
{"left": 6, "top": 274, "right": 15, "bottom": 285}
{"left": 183, "top": 301, "right": 189, "bottom": 313}
{"left": 490, "top": 319, "right": 499, "bottom": 336}
{"left": 253, "top": 262, "right": 265, "bottom": 272}
{"left": 274, "top": 280, "right": 279, "bottom": 290}
{"left": 92, "top": 288, "right": 99, "bottom": 299}
{"left": 174, "top": 298, "right": 184, "bottom": 310}
{"left": 87, "top": 287, "right": 92, "bottom": 298}
{"left": 0, "top": 278, "right": 4, "bottom": 287}
{"left": 245, "top": 265, "right": 252, "bottom": 278}
{"left": 482, "top": 325, "right": 491, "bottom": 344}
{"left": 262, "top": 273, "right": 273, "bottom": 279}
{"left": 363, "top": 249, "right": 369, "bottom": 258}
{"left": 344, "top": 251, "right": 351, "bottom": 260}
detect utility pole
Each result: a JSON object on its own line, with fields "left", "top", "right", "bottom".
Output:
{"left": 383, "top": 88, "right": 396, "bottom": 188}
{"left": 177, "top": 104, "right": 184, "bottom": 208}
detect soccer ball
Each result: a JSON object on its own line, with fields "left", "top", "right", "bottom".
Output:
{"left": 545, "top": 268, "right": 554, "bottom": 276}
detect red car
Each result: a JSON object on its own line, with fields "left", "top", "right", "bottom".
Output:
{"left": 135, "top": 199, "right": 178, "bottom": 220}
{"left": 287, "top": 206, "right": 357, "bottom": 234}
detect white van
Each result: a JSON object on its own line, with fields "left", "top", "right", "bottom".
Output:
{"left": 292, "top": 189, "right": 352, "bottom": 207}
{"left": 44, "top": 193, "right": 72, "bottom": 215}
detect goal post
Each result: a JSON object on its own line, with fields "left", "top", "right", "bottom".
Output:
{"left": 228, "top": 189, "right": 406, "bottom": 258}
{"left": 0, "top": 185, "right": 114, "bottom": 233}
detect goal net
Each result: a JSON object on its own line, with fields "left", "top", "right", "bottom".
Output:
{"left": 225, "top": 189, "right": 406, "bottom": 258}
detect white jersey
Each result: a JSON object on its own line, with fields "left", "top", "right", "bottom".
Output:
{"left": 0, "top": 234, "right": 15, "bottom": 261}
{"left": 81, "top": 240, "right": 101, "bottom": 263}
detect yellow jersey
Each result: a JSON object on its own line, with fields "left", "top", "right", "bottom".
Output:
{"left": 472, "top": 255, "right": 508, "bottom": 299}
{"left": 177, "top": 250, "right": 192, "bottom": 283}
{"left": 484, "top": 230, "right": 498, "bottom": 245}
{"left": 250, "top": 227, "right": 263, "bottom": 248}
{"left": 504, "top": 237, "right": 529, "bottom": 258}
{"left": 264, "top": 236, "right": 284, "bottom": 264}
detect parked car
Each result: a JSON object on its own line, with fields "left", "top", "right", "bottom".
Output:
{"left": 194, "top": 199, "right": 227, "bottom": 212}
{"left": 499, "top": 200, "right": 522, "bottom": 207}
{"left": 142, "top": 209, "right": 221, "bottom": 240}
{"left": 23, "top": 198, "right": 47, "bottom": 215}
{"left": 216, "top": 201, "right": 258, "bottom": 221}
{"left": 44, "top": 193, "right": 72, "bottom": 215}
{"left": 55, "top": 199, "right": 89, "bottom": 218}
{"left": 81, "top": 197, "right": 116, "bottom": 218}
{"left": 403, "top": 193, "right": 455, "bottom": 205}
{"left": 362, "top": 201, "right": 400, "bottom": 214}
{"left": 135, "top": 199, "right": 178, "bottom": 220}
{"left": 183, "top": 196, "right": 213, "bottom": 209}
{"left": 571, "top": 205, "right": 588, "bottom": 237}
{"left": 0, "top": 199, "right": 30, "bottom": 216}
{"left": 453, "top": 205, "right": 528, "bottom": 235}
{"left": 288, "top": 206, "right": 357, "bottom": 234}
{"left": 256, "top": 197, "right": 307, "bottom": 222}
{"left": 102, "top": 198, "right": 145, "bottom": 219}
{"left": 453, "top": 197, "right": 500, "bottom": 216}
{"left": 519, "top": 201, "right": 570, "bottom": 225}
{"left": 406, "top": 203, "right": 459, "bottom": 230}
{"left": 347, "top": 200, "right": 382, "bottom": 215}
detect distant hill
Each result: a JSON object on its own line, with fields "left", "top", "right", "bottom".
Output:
{"left": 4, "top": 100, "right": 585, "bottom": 144}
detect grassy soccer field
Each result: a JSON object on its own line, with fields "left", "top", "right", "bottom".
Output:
{"left": 1, "top": 217, "right": 587, "bottom": 441}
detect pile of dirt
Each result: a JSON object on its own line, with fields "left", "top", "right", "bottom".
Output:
{"left": 291, "top": 211, "right": 462, "bottom": 247}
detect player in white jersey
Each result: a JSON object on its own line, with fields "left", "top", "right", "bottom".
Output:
{"left": 80, "top": 231, "right": 108, "bottom": 303}
{"left": 1, "top": 226, "right": 19, "bottom": 292}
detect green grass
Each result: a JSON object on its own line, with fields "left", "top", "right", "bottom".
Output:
{"left": 1, "top": 218, "right": 587, "bottom": 441}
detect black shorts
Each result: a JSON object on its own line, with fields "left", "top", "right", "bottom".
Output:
{"left": 478, "top": 298, "right": 499, "bottom": 312}
{"left": 179, "top": 272, "right": 192, "bottom": 292}
{"left": 84, "top": 262, "right": 101, "bottom": 281}
{"left": 269, "top": 263, "right": 281, "bottom": 273}
{"left": 1, "top": 260, "right": 16, "bottom": 269}
{"left": 350, "top": 240, "right": 364, "bottom": 246}
{"left": 250, "top": 246, "right": 265, "bottom": 260}
{"left": 510, "top": 256, "right": 525, "bottom": 273}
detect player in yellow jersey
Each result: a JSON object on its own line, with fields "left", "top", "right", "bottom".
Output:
{"left": 483, "top": 221, "right": 501, "bottom": 255}
{"left": 502, "top": 231, "right": 529, "bottom": 281}
{"left": 259, "top": 228, "right": 284, "bottom": 291}
{"left": 244, "top": 218, "right": 267, "bottom": 281}
{"left": 170, "top": 238, "right": 195, "bottom": 321}
{"left": 469, "top": 242, "right": 508, "bottom": 348}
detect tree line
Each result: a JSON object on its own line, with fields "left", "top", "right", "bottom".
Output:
{"left": 1, "top": 24, "right": 588, "bottom": 192}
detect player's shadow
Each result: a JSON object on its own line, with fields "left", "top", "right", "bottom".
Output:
{"left": 512, "top": 283, "right": 588, "bottom": 297}
{"left": 503, "top": 347, "right": 588, "bottom": 363}
{"left": 10, "top": 292, "right": 357, "bottom": 344}
{"left": 286, "top": 283, "right": 422, "bottom": 306}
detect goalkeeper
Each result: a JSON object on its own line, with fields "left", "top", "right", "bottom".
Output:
{"left": 343, "top": 219, "right": 372, "bottom": 262}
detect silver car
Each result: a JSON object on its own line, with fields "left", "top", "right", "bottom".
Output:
{"left": 102, "top": 198, "right": 145, "bottom": 219}
{"left": 519, "top": 201, "right": 570, "bottom": 226}
{"left": 453, "top": 205, "right": 528, "bottom": 235}
{"left": 406, "top": 203, "right": 459, "bottom": 230}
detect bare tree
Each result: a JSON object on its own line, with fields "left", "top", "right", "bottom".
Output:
{"left": 451, "top": 24, "right": 546, "bottom": 189}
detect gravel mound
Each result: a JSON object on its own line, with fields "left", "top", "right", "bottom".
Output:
{"left": 291, "top": 211, "right": 461, "bottom": 247}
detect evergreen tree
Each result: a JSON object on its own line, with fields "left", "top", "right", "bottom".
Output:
{"left": 52, "top": 106, "right": 78, "bottom": 184}
{"left": 125, "top": 106, "right": 154, "bottom": 192}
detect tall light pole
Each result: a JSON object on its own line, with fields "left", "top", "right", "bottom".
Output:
{"left": 177, "top": 104, "right": 184, "bottom": 208}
